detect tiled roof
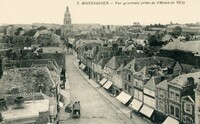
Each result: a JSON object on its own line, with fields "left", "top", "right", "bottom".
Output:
{"left": 0, "top": 67, "right": 54, "bottom": 96}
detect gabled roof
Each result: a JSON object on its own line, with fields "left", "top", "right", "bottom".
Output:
{"left": 98, "top": 57, "right": 111, "bottom": 68}
{"left": 125, "top": 44, "right": 136, "bottom": 51}
{"left": 105, "top": 56, "right": 120, "bottom": 70}
{"left": 117, "top": 63, "right": 124, "bottom": 72}
{"left": 144, "top": 76, "right": 162, "bottom": 91}
{"left": 182, "top": 95, "right": 195, "bottom": 103}
{"left": 156, "top": 80, "right": 168, "bottom": 90}
{"left": 105, "top": 56, "right": 134, "bottom": 70}
{"left": 173, "top": 61, "right": 194, "bottom": 76}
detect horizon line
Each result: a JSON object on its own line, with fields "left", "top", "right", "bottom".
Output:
{"left": 0, "top": 21, "right": 199, "bottom": 27}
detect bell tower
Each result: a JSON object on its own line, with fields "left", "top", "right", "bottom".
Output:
{"left": 63, "top": 7, "right": 71, "bottom": 25}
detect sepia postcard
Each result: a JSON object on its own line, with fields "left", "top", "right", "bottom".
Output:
{"left": 0, "top": 0, "right": 200, "bottom": 124}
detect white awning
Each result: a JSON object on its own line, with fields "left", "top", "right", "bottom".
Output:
{"left": 79, "top": 63, "right": 83, "bottom": 68}
{"left": 116, "top": 91, "right": 132, "bottom": 104}
{"left": 103, "top": 80, "right": 113, "bottom": 89}
{"left": 99, "top": 78, "right": 108, "bottom": 86}
{"left": 162, "top": 116, "right": 179, "bottom": 124}
{"left": 139, "top": 105, "right": 154, "bottom": 118}
{"left": 59, "top": 102, "right": 64, "bottom": 108}
{"left": 81, "top": 64, "right": 86, "bottom": 70}
{"left": 129, "top": 99, "right": 142, "bottom": 111}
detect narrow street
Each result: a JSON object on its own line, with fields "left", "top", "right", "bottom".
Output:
{"left": 59, "top": 54, "right": 135, "bottom": 124}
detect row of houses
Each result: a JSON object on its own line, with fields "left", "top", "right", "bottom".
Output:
{"left": 76, "top": 42, "right": 200, "bottom": 124}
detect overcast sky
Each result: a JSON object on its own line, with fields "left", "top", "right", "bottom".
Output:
{"left": 0, "top": 0, "right": 200, "bottom": 25}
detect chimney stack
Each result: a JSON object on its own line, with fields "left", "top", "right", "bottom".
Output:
{"left": 187, "top": 77, "right": 194, "bottom": 86}
{"left": 0, "top": 98, "right": 7, "bottom": 111}
{"left": 14, "top": 96, "right": 25, "bottom": 109}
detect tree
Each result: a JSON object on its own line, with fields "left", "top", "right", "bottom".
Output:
{"left": 148, "top": 35, "right": 161, "bottom": 46}
{"left": 37, "top": 26, "right": 47, "bottom": 30}
{"left": 171, "top": 26, "right": 182, "bottom": 37}
{"left": 15, "top": 27, "right": 23, "bottom": 35}
{"left": 24, "top": 29, "right": 37, "bottom": 36}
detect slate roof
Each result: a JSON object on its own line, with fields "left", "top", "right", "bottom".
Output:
{"left": 169, "top": 72, "right": 200, "bottom": 88}
{"left": 134, "top": 66, "right": 163, "bottom": 80}
{"left": 98, "top": 57, "right": 112, "bottom": 68}
{"left": 156, "top": 80, "right": 168, "bottom": 90}
{"left": 161, "top": 40, "right": 200, "bottom": 54}
{"left": 144, "top": 76, "right": 162, "bottom": 91}
{"left": 75, "top": 39, "right": 104, "bottom": 49}
{"left": 124, "top": 56, "right": 175, "bottom": 72}
{"left": 133, "top": 67, "right": 151, "bottom": 79}
{"left": 105, "top": 56, "right": 134, "bottom": 70}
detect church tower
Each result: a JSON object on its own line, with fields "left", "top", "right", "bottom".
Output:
{"left": 63, "top": 7, "right": 71, "bottom": 25}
